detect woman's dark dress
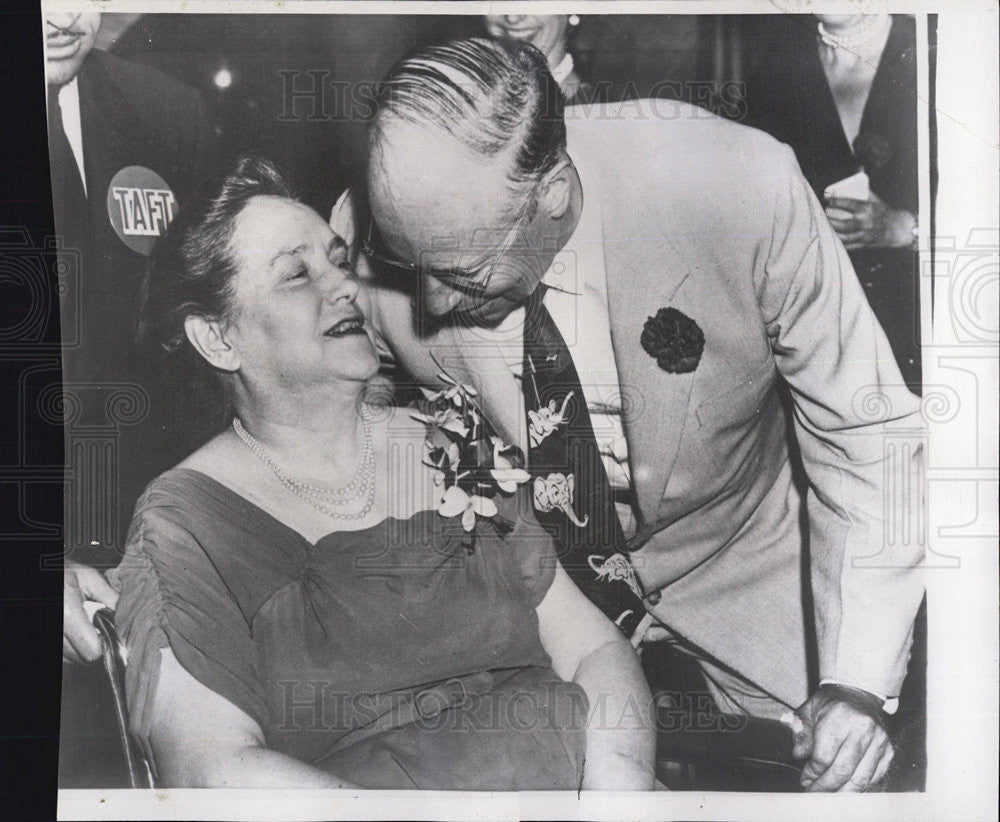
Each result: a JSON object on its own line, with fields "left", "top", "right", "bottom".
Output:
{"left": 110, "top": 469, "right": 587, "bottom": 789}
{"left": 744, "top": 15, "right": 921, "bottom": 391}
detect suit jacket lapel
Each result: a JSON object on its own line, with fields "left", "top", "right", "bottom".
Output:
{"left": 603, "top": 209, "right": 696, "bottom": 526}
{"left": 78, "top": 54, "right": 133, "bottom": 203}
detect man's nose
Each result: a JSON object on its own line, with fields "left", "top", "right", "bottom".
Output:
{"left": 503, "top": 15, "right": 527, "bottom": 25}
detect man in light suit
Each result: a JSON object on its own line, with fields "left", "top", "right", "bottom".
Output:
{"left": 332, "top": 38, "right": 924, "bottom": 791}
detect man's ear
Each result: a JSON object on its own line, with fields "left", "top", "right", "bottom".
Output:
{"left": 184, "top": 315, "right": 241, "bottom": 373}
{"left": 539, "top": 158, "right": 576, "bottom": 221}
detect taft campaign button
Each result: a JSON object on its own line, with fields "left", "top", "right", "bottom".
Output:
{"left": 106, "top": 166, "right": 178, "bottom": 256}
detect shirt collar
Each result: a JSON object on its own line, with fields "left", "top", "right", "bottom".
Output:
{"left": 550, "top": 52, "right": 575, "bottom": 86}
{"left": 56, "top": 77, "right": 87, "bottom": 196}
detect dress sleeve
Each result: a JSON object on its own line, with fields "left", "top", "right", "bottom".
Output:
{"left": 108, "top": 495, "right": 269, "bottom": 770}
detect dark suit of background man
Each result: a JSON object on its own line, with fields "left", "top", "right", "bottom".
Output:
{"left": 45, "top": 11, "right": 216, "bottom": 568}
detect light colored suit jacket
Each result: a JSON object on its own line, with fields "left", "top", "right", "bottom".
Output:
{"left": 332, "top": 100, "right": 924, "bottom": 707}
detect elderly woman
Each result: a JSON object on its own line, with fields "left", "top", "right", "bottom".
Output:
{"left": 106, "top": 156, "right": 654, "bottom": 790}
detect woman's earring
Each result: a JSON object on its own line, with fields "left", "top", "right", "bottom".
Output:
{"left": 568, "top": 14, "right": 580, "bottom": 26}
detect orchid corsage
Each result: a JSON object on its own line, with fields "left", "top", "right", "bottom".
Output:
{"left": 414, "top": 369, "right": 530, "bottom": 552}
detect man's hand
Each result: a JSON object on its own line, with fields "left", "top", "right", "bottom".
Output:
{"left": 792, "top": 684, "right": 894, "bottom": 792}
{"left": 824, "top": 193, "right": 916, "bottom": 250}
{"left": 64, "top": 561, "right": 118, "bottom": 664}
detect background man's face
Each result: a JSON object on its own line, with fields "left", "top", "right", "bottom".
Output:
{"left": 45, "top": 11, "right": 101, "bottom": 86}
{"left": 367, "top": 122, "right": 546, "bottom": 327}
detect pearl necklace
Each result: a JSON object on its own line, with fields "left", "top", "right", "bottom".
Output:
{"left": 232, "top": 404, "right": 377, "bottom": 521}
{"left": 817, "top": 14, "right": 891, "bottom": 52}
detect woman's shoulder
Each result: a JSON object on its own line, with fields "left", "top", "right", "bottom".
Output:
{"left": 118, "top": 473, "right": 217, "bottom": 585}
{"left": 172, "top": 429, "right": 242, "bottom": 479}
{"left": 131, "top": 433, "right": 251, "bottom": 540}
{"left": 124, "top": 449, "right": 296, "bottom": 606}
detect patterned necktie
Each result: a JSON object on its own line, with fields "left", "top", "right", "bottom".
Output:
{"left": 521, "top": 285, "right": 647, "bottom": 638}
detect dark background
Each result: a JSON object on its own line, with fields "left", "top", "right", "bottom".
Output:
{"left": 1, "top": 2, "right": 66, "bottom": 818}
{"left": 103, "top": 12, "right": 718, "bottom": 213}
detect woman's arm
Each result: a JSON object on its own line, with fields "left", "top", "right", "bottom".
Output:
{"left": 149, "top": 648, "right": 358, "bottom": 788}
{"left": 536, "top": 564, "right": 655, "bottom": 790}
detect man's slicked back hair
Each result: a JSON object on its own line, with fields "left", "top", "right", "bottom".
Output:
{"left": 370, "top": 37, "right": 567, "bottom": 199}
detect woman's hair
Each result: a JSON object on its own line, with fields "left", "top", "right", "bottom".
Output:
{"left": 137, "top": 155, "right": 295, "bottom": 419}
{"left": 139, "top": 154, "right": 295, "bottom": 354}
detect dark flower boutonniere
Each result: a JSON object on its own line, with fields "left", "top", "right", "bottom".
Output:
{"left": 640, "top": 307, "right": 705, "bottom": 374}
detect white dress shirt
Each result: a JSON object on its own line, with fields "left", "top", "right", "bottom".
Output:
{"left": 55, "top": 78, "right": 87, "bottom": 196}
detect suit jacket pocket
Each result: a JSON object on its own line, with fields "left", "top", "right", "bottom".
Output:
{"left": 695, "top": 357, "right": 776, "bottom": 432}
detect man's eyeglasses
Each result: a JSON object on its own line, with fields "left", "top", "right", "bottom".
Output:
{"left": 360, "top": 181, "right": 541, "bottom": 298}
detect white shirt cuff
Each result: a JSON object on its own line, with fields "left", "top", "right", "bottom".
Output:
{"left": 819, "top": 678, "right": 899, "bottom": 715}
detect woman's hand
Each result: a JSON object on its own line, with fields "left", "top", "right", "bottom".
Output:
{"left": 537, "top": 563, "right": 656, "bottom": 790}
{"left": 824, "top": 192, "right": 916, "bottom": 249}
{"left": 64, "top": 561, "right": 118, "bottom": 663}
